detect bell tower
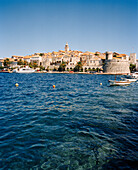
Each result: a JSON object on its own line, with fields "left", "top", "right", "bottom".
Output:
{"left": 65, "top": 42, "right": 69, "bottom": 52}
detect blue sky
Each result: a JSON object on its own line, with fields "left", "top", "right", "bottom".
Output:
{"left": 0, "top": 0, "right": 137, "bottom": 58}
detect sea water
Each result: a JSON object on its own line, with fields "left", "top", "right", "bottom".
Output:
{"left": 0, "top": 73, "right": 138, "bottom": 169}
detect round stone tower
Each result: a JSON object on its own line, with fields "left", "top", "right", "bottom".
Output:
{"left": 103, "top": 51, "right": 130, "bottom": 74}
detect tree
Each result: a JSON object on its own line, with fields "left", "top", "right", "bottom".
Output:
{"left": 113, "top": 54, "right": 117, "bottom": 57}
{"left": 17, "top": 59, "right": 24, "bottom": 65}
{"left": 39, "top": 53, "right": 44, "bottom": 56}
{"left": 4, "top": 58, "right": 11, "bottom": 68}
{"left": 29, "top": 62, "right": 33, "bottom": 68}
{"left": 33, "top": 62, "right": 38, "bottom": 69}
{"left": 74, "top": 62, "right": 83, "bottom": 72}
{"left": 46, "top": 66, "right": 49, "bottom": 72}
{"left": 53, "top": 67, "right": 57, "bottom": 71}
{"left": 0, "top": 66, "right": 4, "bottom": 70}
{"left": 95, "top": 52, "right": 99, "bottom": 56}
{"left": 58, "top": 61, "right": 66, "bottom": 71}
{"left": 39, "top": 65, "right": 45, "bottom": 71}
{"left": 129, "top": 64, "right": 136, "bottom": 72}
{"left": 29, "top": 62, "right": 38, "bottom": 69}
{"left": 92, "top": 68, "right": 96, "bottom": 71}
{"left": 24, "top": 61, "right": 28, "bottom": 65}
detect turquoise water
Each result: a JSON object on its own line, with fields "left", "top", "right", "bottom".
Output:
{"left": 0, "top": 73, "right": 138, "bottom": 169}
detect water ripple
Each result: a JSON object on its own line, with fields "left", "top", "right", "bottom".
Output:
{"left": 0, "top": 73, "right": 137, "bottom": 169}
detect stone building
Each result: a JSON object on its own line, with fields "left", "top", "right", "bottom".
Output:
{"left": 129, "top": 53, "right": 136, "bottom": 64}
{"left": 103, "top": 52, "right": 130, "bottom": 74}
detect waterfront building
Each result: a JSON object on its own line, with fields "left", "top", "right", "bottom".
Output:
{"left": 30, "top": 55, "right": 42, "bottom": 66}
{"left": 23, "top": 56, "right": 31, "bottom": 63}
{"left": 11, "top": 55, "right": 24, "bottom": 60}
{"left": 42, "top": 55, "right": 53, "bottom": 70}
{"left": 103, "top": 51, "right": 130, "bottom": 74}
{"left": 79, "top": 52, "right": 103, "bottom": 71}
{"left": 65, "top": 55, "right": 80, "bottom": 71}
{"left": 9, "top": 61, "right": 18, "bottom": 68}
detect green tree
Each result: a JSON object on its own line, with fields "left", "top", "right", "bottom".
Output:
{"left": 0, "top": 66, "right": 4, "bottom": 70}
{"left": 92, "top": 68, "right": 96, "bottom": 71}
{"left": 74, "top": 62, "right": 83, "bottom": 72}
{"left": 24, "top": 61, "right": 28, "bottom": 65}
{"left": 29, "top": 62, "right": 33, "bottom": 68}
{"left": 33, "top": 62, "right": 38, "bottom": 69}
{"left": 96, "top": 68, "right": 100, "bottom": 72}
{"left": 113, "top": 54, "right": 117, "bottom": 57}
{"left": 4, "top": 58, "right": 11, "bottom": 68}
{"left": 58, "top": 61, "right": 66, "bottom": 71}
{"left": 39, "top": 65, "right": 45, "bottom": 71}
{"left": 17, "top": 59, "right": 24, "bottom": 65}
{"left": 95, "top": 52, "right": 99, "bottom": 56}
{"left": 129, "top": 64, "right": 136, "bottom": 72}
{"left": 39, "top": 53, "right": 44, "bottom": 56}
{"left": 46, "top": 66, "right": 49, "bottom": 72}
{"left": 53, "top": 67, "right": 57, "bottom": 71}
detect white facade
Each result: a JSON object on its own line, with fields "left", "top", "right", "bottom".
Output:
{"left": 42, "top": 57, "right": 52, "bottom": 68}
{"left": 30, "top": 56, "right": 42, "bottom": 66}
{"left": 10, "top": 61, "right": 18, "bottom": 68}
{"left": 24, "top": 58, "right": 31, "bottom": 63}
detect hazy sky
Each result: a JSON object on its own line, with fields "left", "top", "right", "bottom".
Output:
{"left": 0, "top": 0, "right": 137, "bottom": 58}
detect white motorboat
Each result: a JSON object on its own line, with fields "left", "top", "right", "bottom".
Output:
{"left": 109, "top": 80, "right": 131, "bottom": 86}
{"left": 131, "top": 72, "right": 138, "bottom": 79}
{"left": 125, "top": 72, "right": 138, "bottom": 79}
{"left": 121, "top": 77, "right": 137, "bottom": 82}
{"left": 13, "top": 67, "right": 35, "bottom": 73}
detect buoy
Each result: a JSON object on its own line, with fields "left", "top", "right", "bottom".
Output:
{"left": 15, "top": 83, "right": 19, "bottom": 87}
{"left": 53, "top": 85, "right": 55, "bottom": 88}
{"left": 100, "top": 83, "right": 102, "bottom": 85}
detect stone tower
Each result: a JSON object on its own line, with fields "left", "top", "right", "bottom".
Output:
{"left": 129, "top": 53, "right": 136, "bottom": 64}
{"left": 65, "top": 42, "right": 69, "bottom": 52}
{"left": 106, "top": 51, "right": 113, "bottom": 60}
{"left": 103, "top": 51, "right": 130, "bottom": 74}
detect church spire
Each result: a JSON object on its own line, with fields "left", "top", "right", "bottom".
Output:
{"left": 65, "top": 42, "right": 69, "bottom": 52}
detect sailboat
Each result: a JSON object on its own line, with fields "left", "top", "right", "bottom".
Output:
{"left": 109, "top": 75, "right": 131, "bottom": 86}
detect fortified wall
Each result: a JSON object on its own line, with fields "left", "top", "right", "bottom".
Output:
{"left": 103, "top": 52, "right": 130, "bottom": 74}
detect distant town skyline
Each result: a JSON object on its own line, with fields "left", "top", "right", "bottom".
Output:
{"left": 0, "top": 0, "right": 137, "bottom": 58}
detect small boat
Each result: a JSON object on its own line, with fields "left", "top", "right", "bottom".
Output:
{"left": 121, "top": 78, "right": 137, "bottom": 82}
{"left": 109, "top": 75, "right": 131, "bottom": 86}
{"left": 109, "top": 80, "right": 131, "bottom": 86}
{"left": 131, "top": 72, "right": 138, "bottom": 79}
{"left": 125, "top": 72, "right": 138, "bottom": 79}
{"left": 13, "top": 66, "right": 35, "bottom": 73}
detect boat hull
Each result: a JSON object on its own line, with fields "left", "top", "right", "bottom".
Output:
{"left": 15, "top": 71, "right": 35, "bottom": 73}
{"left": 110, "top": 81, "right": 131, "bottom": 86}
{"left": 13, "top": 67, "right": 35, "bottom": 73}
